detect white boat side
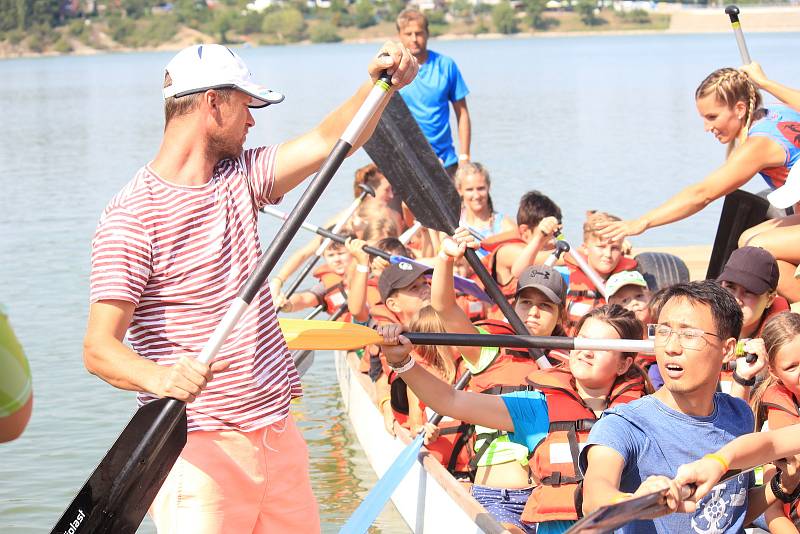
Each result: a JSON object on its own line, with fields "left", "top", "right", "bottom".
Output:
{"left": 335, "top": 350, "right": 511, "bottom": 534}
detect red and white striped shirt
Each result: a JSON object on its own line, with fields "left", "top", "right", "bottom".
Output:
{"left": 90, "top": 145, "right": 302, "bottom": 432}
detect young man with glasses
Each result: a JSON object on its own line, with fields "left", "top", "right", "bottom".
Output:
{"left": 580, "top": 281, "right": 782, "bottom": 532}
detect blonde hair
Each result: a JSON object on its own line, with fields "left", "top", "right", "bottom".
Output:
{"left": 396, "top": 8, "right": 428, "bottom": 33}
{"left": 162, "top": 72, "right": 232, "bottom": 124}
{"left": 454, "top": 162, "right": 495, "bottom": 213}
{"left": 695, "top": 67, "right": 763, "bottom": 157}
{"left": 361, "top": 210, "right": 400, "bottom": 242}
{"left": 583, "top": 210, "right": 621, "bottom": 242}
{"left": 409, "top": 306, "right": 456, "bottom": 383}
{"left": 750, "top": 311, "right": 800, "bottom": 429}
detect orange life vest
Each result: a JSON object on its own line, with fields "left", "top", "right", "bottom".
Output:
{"left": 521, "top": 367, "right": 647, "bottom": 524}
{"left": 389, "top": 354, "right": 474, "bottom": 476}
{"left": 312, "top": 265, "right": 351, "bottom": 320}
{"left": 718, "top": 297, "right": 791, "bottom": 394}
{"left": 564, "top": 256, "right": 638, "bottom": 334}
{"left": 365, "top": 276, "right": 382, "bottom": 307}
{"left": 759, "top": 382, "right": 800, "bottom": 526}
{"left": 461, "top": 320, "right": 569, "bottom": 471}
{"left": 480, "top": 230, "right": 526, "bottom": 300}
{"left": 456, "top": 293, "right": 488, "bottom": 322}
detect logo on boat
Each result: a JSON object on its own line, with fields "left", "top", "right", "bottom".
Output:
{"left": 398, "top": 262, "right": 413, "bottom": 271}
{"left": 62, "top": 509, "right": 85, "bottom": 534}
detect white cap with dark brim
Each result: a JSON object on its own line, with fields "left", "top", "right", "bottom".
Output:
{"left": 767, "top": 164, "right": 800, "bottom": 209}
{"left": 163, "top": 44, "right": 285, "bottom": 109}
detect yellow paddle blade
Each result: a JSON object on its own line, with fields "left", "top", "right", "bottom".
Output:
{"left": 279, "top": 319, "right": 385, "bottom": 350}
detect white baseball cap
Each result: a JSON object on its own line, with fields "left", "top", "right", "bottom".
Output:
{"left": 605, "top": 270, "right": 648, "bottom": 298}
{"left": 767, "top": 163, "right": 800, "bottom": 209}
{"left": 163, "top": 44, "right": 284, "bottom": 108}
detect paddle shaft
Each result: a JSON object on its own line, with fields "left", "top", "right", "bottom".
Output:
{"left": 566, "top": 249, "right": 608, "bottom": 299}
{"left": 282, "top": 187, "right": 372, "bottom": 299}
{"left": 725, "top": 5, "right": 752, "bottom": 63}
{"left": 52, "top": 74, "right": 393, "bottom": 534}
{"left": 403, "top": 331, "right": 653, "bottom": 353}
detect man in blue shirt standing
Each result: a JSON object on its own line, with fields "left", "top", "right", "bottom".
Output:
{"left": 396, "top": 9, "right": 471, "bottom": 176}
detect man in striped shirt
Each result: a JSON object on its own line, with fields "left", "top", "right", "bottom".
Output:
{"left": 84, "top": 43, "right": 418, "bottom": 533}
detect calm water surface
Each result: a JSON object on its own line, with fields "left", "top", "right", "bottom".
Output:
{"left": 1, "top": 32, "right": 799, "bottom": 532}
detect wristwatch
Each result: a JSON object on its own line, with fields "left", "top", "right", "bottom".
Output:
{"left": 771, "top": 470, "right": 800, "bottom": 503}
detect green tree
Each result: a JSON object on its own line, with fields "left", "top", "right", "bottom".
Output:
{"left": 524, "top": 0, "right": 546, "bottom": 29}
{"left": 122, "top": 0, "right": 150, "bottom": 19}
{"left": 261, "top": 7, "right": 305, "bottom": 42}
{"left": 236, "top": 10, "right": 263, "bottom": 34}
{"left": 309, "top": 20, "right": 341, "bottom": 42}
{"left": 352, "top": 0, "right": 374, "bottom": 28}
{"left": 491, "top": 0, "right": 517, "bottom": 34}
{"left": 576, "top": 0, "right": 602, "bottom": 25}
{"left": 212, "top": 8, "right": 235, "bottom": 42}
{"left": 450, "top": 0, "right": 471, "bottom": 18}
{"left": 381, "top": 0, "right": 403, "bottom": 21}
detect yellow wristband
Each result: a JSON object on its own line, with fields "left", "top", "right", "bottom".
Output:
{"left": 611, "top": 493, "right": 633, "bottom": 504}
{"left": 704, "top": 453, "right": 730, "bottom": 472}
{"left": 379, "top": 396, "right": 391, "bottom": 409}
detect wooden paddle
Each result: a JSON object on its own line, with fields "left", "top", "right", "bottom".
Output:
{"left": 363, "top": 94, "right": 553, "bottom": 369}
{"left": 51, "top": 73, "right": 395, "bottom": 534}
{"left": 279, "top": 318, "right": 654, "bottom": 353}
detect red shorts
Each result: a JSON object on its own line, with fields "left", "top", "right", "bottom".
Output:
{"left": 149, "top": 414, "right": 320, "bottom": 533}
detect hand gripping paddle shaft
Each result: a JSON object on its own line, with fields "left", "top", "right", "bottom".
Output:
{"left": 51, "top": 73, "right": 394, "bottom": 534}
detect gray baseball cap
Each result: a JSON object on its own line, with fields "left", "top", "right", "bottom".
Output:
{"left": 516, "top": 265, "right": 567, "bottom": 304}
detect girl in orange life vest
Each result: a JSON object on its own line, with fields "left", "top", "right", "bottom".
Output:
{"left": 387, "top": 306, "right": 474, "bottom": 476}
{"left": 565, "top": 211, "right": 637, "bottom": 334}
{"left": 747, "top": 311, "right": 800, "bottom": 532}
{"left": 598, "top": 68, "right": 800, "bottom": 303}
{"left": 377, "top": 305, "right": 651, "bottom": 534}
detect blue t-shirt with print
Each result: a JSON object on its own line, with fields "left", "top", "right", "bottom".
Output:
{"left": 501, "top": 390, "right": 575, "bottom": 534}
{"left": 579, "top": 393, "right": 754, "bottom": 534}
{"left": 399, "top": 50, "right": 469, "bottom": 167}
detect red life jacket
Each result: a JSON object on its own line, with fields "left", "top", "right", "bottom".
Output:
{"left": 521, "top": 367, "right": 647, "bottom": 524}
{"left": 461, "top": 319, "right": 569, "bottom": 471}
{"left": 480, "top": 230, "right": 526, "bottom": 300}
{"left": 456, "top": 293, "right": 488, "bottom": 322}
{"left": 718, "top": 297, "right": 791, "bottom": 394}
{"left": 759, "top": 382, "right": 800, "bottom": 526}
{"left": 389, "top": 354, "right": 474, "bottom": 476}
{"left": 312, "top": 265, "right": 351, "bottom": 320}
{"left": 564, "top": 256, "right": 638, "bottom": 334}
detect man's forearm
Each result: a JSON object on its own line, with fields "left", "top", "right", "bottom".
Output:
{"left": 84, "top": 335, "right": 163, "bottom": 394}
{"left": 457, "top": 108, "right": 471, "bottom": 159}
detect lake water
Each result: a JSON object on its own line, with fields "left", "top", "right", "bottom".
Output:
{"left": 1, "top": 31, "right": 799, "bottom": 533}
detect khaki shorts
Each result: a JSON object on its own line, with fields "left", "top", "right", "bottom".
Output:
{"left": 149, "top": 414, "right": 320, "bottom": 534}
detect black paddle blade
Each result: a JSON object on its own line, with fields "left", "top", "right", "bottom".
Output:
{"left": 363, "top": 93, "right": 460, "bottom": 234}
{"left": 705, "top": 189, "right": 769, "bottom": 279}
{"left": 52, "top": 398, "right": 187, "bottom": 534}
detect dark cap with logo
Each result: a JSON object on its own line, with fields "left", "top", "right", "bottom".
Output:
{"left": 516, "top": 265, "right": 567, "bottom": 304}
{"left": 378, "top": 261, "right": 433, "bottom": 302}
{"left": 717, "top": 246, "right": 779, "bottom": 295}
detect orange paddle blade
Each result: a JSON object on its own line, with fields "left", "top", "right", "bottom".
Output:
{"left": 279, "top": 319, "right": 384, "bottom": 350}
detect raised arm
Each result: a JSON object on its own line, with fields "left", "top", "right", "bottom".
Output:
{"left": 741, "top": 62, "right": 800, "bottom": 114}
{"left": 272, "top": 43, "right": 418, "bottom": 198}
{"left": 596, "top": 136, "right": 786, "bottom": 241}
{"left": 431, "top": 228, "right": 482, "bottom": 363}
{"left": 510, "top": 216, "right": 560, "bottom": 279}
{"left": 345, "top": 238, "right": 371, "bottom": 322}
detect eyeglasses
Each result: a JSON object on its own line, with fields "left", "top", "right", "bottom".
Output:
{"left": 647, "top": 324, "right": 721, "bottom": 351}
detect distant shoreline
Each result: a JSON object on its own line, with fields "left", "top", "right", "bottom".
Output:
{"left": 2, "top": 6, "right": 799, "bottom": 61}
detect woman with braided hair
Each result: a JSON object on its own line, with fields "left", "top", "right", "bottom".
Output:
{"left": 597, "top": 67, "right": 800, "bottom": 301}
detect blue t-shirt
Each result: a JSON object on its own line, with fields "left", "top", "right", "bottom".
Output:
{"left": 579, "top": 394, "right": 754, "bottom": 534}
{"left": 501, "top": 390, "right": 575, "bottom": 534}
{"left": 748, "top": 104, "right": 800, "bottom": 189}
{"left": 399, "top": 50, "right": 469, "bottom": 167}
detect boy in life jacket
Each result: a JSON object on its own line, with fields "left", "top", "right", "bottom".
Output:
{"left": 716, "top": 246, "right": 788, "bottom": 398}
{"left": 564, "top": 211, "right": 637, "bottom": 333}
{"left": 606, "top": 270, "right": 655, "bottom": 372}
{"left": 274, "top": 238, "right": 353, "bottom": 316}
{"left": 480, "top": 190, "right": 563, "bottom": 306}
{"left": 746, "top": 311, "right": 800, "bottom": 532}
{"left": 376, "top": 305, "right": 651, "bottom": 534}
